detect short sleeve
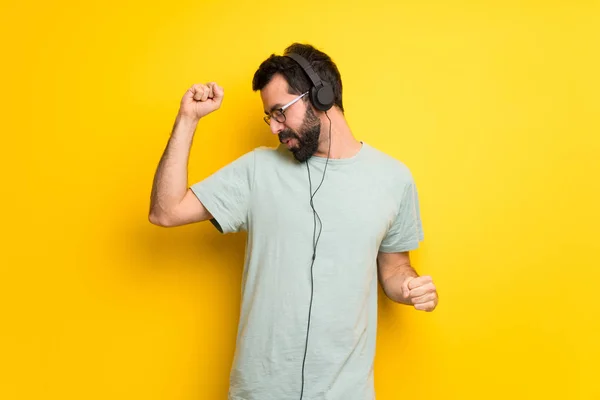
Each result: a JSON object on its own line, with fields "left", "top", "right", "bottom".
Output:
{"left": 189, "top": 150, "right": 255, "bottom": 234}
{"left": 379, "top": 178, "right": 424, "bottom": 253}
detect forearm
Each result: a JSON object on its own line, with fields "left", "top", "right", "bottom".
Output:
{"left": 149, "top": 114, "right": 198, "bottom": 218}
{"left": 381, "top": 264, "right": 419, "bottom": 305}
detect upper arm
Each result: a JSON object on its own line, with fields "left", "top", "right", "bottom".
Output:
{"left": 378, "top": 176, "right": 424, "bottom": 253}
{"left": 149, "top": 188, "right": 213, "bottom": 227}
{"left": 187, "top": 150, "right": 255, "bottom": 234}
{"left": 150, "top": 149, "right": 255, "bottom": 230}
{"left": 377, "top": 250, "right": 412, "bottom": 284}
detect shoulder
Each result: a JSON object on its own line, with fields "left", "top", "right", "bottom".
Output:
{"left": 218, "top": 144, "right": 299, "bottom": 177}
{"left": 251, "top": 144, "right": 298, "bottom": 167}
{"left": 361, "top": 142, "right": 415, "bottom": 184}
{"left": 225, "top": 145, "right": 284, "bottom": 167}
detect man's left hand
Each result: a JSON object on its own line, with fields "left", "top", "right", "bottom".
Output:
{"left": 402, "top": 276, "right": 438, "bottom": 312}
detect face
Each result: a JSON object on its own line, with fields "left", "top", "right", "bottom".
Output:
{"left": 261, "top": 74, "right": 322, "bottom": 162}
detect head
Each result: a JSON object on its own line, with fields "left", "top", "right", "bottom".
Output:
{"left": 252, "top": 43, "right": 344, "bottom": 162}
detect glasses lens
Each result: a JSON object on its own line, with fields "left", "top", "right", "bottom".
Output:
{"left": 273, "top": 110, "right": 285, "bottom": 123}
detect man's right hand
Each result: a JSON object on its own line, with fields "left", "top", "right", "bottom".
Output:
{"left": 178, "top": 82, "right": 224, "bottom": 121}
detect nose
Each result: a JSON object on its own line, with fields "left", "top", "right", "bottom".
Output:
{"left": 269, "top": 119, "right": 284, "bottom": 135}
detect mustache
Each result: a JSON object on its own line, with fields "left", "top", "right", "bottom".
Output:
{"left": 278, "top": 130, "right": 300, "bottom": 143}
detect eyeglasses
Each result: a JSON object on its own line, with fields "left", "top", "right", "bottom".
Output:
{"left": 263, "top": 91, "right": 309, "bottom": 126}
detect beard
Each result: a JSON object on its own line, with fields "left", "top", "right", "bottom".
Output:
{"left": 278, "top": 106, "right": 321, "bottom": 163}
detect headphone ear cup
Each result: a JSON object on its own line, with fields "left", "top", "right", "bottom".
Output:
{"left": 311, "top": 83, "right": 335, "bottom": 111}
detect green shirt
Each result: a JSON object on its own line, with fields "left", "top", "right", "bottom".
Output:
{"left": 191, "top": 142, "right": 424, "bottom": 400}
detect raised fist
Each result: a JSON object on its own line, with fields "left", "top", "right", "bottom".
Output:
{"left": 178, "top": 82, "right": 224, "bottom": 121}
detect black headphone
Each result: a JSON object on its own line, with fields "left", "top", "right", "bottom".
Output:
{"left": 286, "top": 52, "right": 335, "bottom": 112}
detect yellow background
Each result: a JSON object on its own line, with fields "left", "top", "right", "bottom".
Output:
{"left": 1, "top": 0, "right": 598, "bottom": 399}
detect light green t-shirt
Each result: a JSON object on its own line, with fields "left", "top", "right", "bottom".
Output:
{"left": 191, "top": 142, "right": 424, "bottom": 400}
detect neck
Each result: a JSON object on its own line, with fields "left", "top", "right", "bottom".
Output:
{"left": 314, "top": 107, "right": 362, "bottom": 159}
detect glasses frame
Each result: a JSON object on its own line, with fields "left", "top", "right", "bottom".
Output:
{"left": 263, "top": 91, "right": 309, "bottom": 126}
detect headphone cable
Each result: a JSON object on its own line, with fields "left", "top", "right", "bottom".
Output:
{"left": 299, "top": 111, "right": 332, "bottom": 400}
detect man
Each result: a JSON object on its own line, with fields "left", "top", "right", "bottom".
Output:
{"left": 149, "top": 43, "right": 438, "bottom": 400}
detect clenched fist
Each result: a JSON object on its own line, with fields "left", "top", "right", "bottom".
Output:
{"left": 402, "top": 275, "right": 438, "bottom": 312}
{"left": 178, "top": 82, "right": 224, "bottom": 121}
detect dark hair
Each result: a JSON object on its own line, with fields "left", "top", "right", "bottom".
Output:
{"left": 252, "top": 43, "right": 344, "bottom": 112}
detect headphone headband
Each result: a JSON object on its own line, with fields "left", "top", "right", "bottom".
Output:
{"left": 286, "top": 53, "right": 324, "bottom": 89}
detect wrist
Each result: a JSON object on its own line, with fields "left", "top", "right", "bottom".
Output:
{"left": 172, "top": 114, "right": 199, "bottom": 138}
{"left": 176, "top": 112, "right": 200, "bottom": 127}
{"left": 387, "top": 271, "right": 418, "bottom": 305}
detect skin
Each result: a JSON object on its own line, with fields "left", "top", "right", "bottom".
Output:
{"left": 148, "top": 75, "right": 438, "bottom": 312}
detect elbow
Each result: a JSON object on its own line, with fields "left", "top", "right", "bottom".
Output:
{"left": 148, "top": 212, "right": 164, "bottom": 226}
{"left": 148, "top": 210, "right": 174, "bottom": 227}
